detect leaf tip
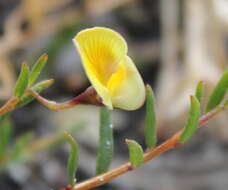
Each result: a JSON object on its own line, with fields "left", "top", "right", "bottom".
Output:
{"left": 145, "top": 84, "right": 152, "bottom": 91}
{"left": 63, "top": 131, "right": 68, "bottom": 137}
{"left": 125, "top": 139, "right": 131, "bottom": 144}
{"left": 198, "top": 80, "right": 204, "bottom": 85}
{"left": 48, "top": 78, "right": 55, "bottom": 84}
{"left": 145, "top": 83, "right": 150, "bottom": 88}
{"left": 21, "top": 62, "right": 29, "bottom": 69}
{"left": 190, "top": 95, "right": 198, "bottom": 103}
{"left": 42, "top": 53, "right": 48, "bottom": 60}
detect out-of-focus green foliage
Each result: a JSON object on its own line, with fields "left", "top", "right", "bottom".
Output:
{"left": 11, "top": 132, "right": 34, "bottom": 162}
{"left": 225, "top": 99, "right": 228, "bottom": 107}
{"left": 0, "top": 116, "right": 12, "bottom": 157}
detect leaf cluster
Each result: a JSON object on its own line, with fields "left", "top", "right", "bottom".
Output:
{"left": 63, "top": 69, "right": 227, "bottom": 190}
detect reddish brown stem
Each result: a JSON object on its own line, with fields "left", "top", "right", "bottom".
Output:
{"left": 72, "top": 105, "right": 226, "bottom": 190}
{"left": 0, "top": 97, "right": 19, "bottom": 115}
{"left": 27, "top": 86, "right": 103, "bottom": 111}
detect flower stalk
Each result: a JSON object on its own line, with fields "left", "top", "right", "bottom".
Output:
{"left": 27, "top": 86, "right": 103, "bottom": 111}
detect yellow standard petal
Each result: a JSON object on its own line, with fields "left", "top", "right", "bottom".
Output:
{"left": 73, "top": 27, "right": 127, "bottom": 108}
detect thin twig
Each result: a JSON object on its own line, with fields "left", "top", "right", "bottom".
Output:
{"left": 0, "top": 97, "right": 19, "bottom": 115}
{"left": 71, "top": 104, "right": 226, "bottom": 190}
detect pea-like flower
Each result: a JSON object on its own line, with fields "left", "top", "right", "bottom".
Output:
{"left": 73, "top": 27, "right": 145, "bottom": 110}
{"left": 26, "top": 27, "right": 145, "bottom": 111}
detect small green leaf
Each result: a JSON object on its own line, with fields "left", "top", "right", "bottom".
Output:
{"left": 0, "top": 116, "right": 12, "bottom": 157}
{"left": 96, "top": 106, "right": 113, "bottom": 175}
{"left": 64, "top": 132, "right": 78, "bottom": 186}
{"left": 145, "top": 84, "right": 157, "bottom": 148}
{"left": 180, "top": 96, "right": 201, "bottom": 144}
{"left": 206, "top": 68, "right": 228, "bottom": 112}
{"left": 14, "top": 63, "right": 29, "bottom": 98}
{"left": 195, "top": 81, "right": 204, "bottom": 102}
{"left": 16, "top": 79, "right": 54, "bottom": 108}
{"left": 126, "top": 139, "right": 144, "bottom": 168}
{"left": 28, "top": 54, "right": 48, "bottom": 86}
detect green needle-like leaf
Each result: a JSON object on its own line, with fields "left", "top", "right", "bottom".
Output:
{"left": 64, "top": 132, "right": 78, "bottom": 186}
{"left": 96, "top": 106, "right": 113, "bottom": 175}
{"left": 126, "top": 139, "right": 143, "bottom": 168}
{"left": 145, "top": 84, "right": 157, "bottom": 148}
{"left": 180, "top": 96, "right": 201, "bottom": 144}
{"left": 14, "top": 63, "right": 29, "bottom": 98}
{"left": 16, "top": 79, "right": 54, "bottom": 108}
{"left": 206, "top": 68, "right": 228, "bottom": 112}
{"left": 195, "top": 81, "right": 204, "bottom": 102}
{"left": 28, "top": 53, "right": 48, "bottom": 86}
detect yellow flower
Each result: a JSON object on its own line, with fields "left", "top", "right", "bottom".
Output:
{"left": 73, "top": 27, "right": 145, "bottom": 110}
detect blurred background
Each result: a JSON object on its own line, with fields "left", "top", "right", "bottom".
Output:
{"left": 0, "top": 0, "right": 228, "bottom": 190}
